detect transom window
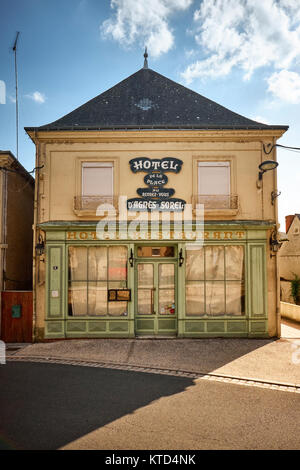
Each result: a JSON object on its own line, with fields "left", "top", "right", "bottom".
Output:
{"left": 137, "top": 246, "right": 175, "bottom": 257}
{"left": 68, "top": 245, "right": 128, "bottom": 316}
{"left": 185, "top": 245, "right": 245, "bottom": 316}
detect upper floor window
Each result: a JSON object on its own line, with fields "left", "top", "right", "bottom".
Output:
{"left": 198, "top": 160, "right": 229, "bottom": 197}
{"left": 197, "top": 161, "right": 237, "bottom": 210}
{"left": 74, "top": 161, "right": 115, "bottom": 212}
{"left": 82, "top": 162, "right": 113, "bottom": 197}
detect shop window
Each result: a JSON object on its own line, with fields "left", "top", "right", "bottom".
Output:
{"left": 185, "top": 245, "right": 245, "bottom": 316}
{"left": 68, "top": 245, "right": 128, "bottom": 316}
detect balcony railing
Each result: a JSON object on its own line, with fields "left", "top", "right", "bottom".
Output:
{"left": 192, "top": 194, "right": 239, "bottom": 210}
{"left": 74, "top": 196, "right": 119, "bottom": 212}
{"left": 74, "top": 195, "right": 239, "bottom": 213}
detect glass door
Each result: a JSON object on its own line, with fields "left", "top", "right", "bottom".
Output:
{"left": 135, "top": 261, "right": 177, "bottom": 336}
{"left": 137, "top": 263, "right": 154, "bottom": 315}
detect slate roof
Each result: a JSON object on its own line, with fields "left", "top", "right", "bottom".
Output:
{"left": 25, "top": 67, "right": 289, "bottom": 132}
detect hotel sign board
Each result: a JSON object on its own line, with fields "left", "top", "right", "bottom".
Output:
{"left": 127, "top": 158, "right": 186, "bottom": 211}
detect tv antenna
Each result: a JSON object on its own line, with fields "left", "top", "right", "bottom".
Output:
{"left": 13, "top": 32, "right": 20, "bottom": 160}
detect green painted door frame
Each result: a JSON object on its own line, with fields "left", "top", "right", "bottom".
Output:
{"left": 135, "top": 259, "right": 178, "bottom": 336}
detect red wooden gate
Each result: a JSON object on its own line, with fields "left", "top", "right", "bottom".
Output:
{"left": 1, "top": 291, "right": 33, "bottom": 343}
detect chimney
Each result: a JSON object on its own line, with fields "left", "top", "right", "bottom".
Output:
{"left": 285, "top": 215, "right": 295, "bottom": 233}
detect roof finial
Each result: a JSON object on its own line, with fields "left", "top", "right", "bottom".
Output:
{"left": 143, "top": 47, "right": 148, "bottom": 69}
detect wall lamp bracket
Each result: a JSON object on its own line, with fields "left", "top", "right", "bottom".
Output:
{"left": 179, "top": 248, "right": 184, "bottom": 267}
{"left": 271, "top": 190, "right": 281, "bottom": 205}
{"left": 35, "top": 235, "right": 45, "bottom": 257}
{"left": 129, "top": 249, "right": 134, "bottom": 267}
{"left": 270, "top": 231, "right": 282, "bottom": 255}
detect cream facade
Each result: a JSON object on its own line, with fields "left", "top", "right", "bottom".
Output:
{"left": 33, "top": 133, "right": 280, "bottom": 222}
{"left": 26, "top": 128, "right": 286, "bottom": 340}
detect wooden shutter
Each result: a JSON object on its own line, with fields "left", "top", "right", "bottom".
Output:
{"left": 82, "top": 162, "right": 113, "bottom": 196}
{"left": 198, "top": 162, "right": 230, "bottom": 195}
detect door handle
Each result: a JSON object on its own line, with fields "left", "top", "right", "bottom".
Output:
{"left": 151, "top": 288, "right": 156, "bottom": 315}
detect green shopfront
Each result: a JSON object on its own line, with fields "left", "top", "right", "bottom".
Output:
{"left": 43, "top": 222, "right": 270, "bottom": 339}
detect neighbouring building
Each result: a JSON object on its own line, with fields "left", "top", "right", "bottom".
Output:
{"left": 25, "top": 56, "right": 288, "bottom": 341}
{"left": 280, "top": 214, "right": 300, "bottom": 303}
{"left": 0, "top": 151, "right": 35, "bottom": 342}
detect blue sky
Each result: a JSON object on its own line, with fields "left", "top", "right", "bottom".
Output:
{"left": 1, "top": 0, "right": 300, "bottom": 230}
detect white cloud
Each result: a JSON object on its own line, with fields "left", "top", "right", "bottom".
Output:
{"left": 101, "top": 0, "right": 193, "bottom": 57}
{"left": 25, "top": 91, "right": 46, "bottom": 104}
{"left": 184, "top": 48, "right": 197, "bottom": 59}
{"left": 182, "top": 0, "right": 300, "bottom": 96}
{"left": 267, "top": 70, "right": 300, "bottom": 103}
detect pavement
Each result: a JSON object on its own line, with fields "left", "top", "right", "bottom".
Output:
{"left": 1, "top": 362, "right": 299, "bottom": 450}
{"left": 5, "top": 319, "right": 300, "bottom": 387}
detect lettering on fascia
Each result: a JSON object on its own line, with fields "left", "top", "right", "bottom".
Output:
{"left": 66, "top": 230, "right": 246, "bottom": 240}
{"left": 127, "top": 157, "right": 186, "bottom": 212}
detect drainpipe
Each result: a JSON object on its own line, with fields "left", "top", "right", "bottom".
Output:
{"left": 260, "top": 141, "right": 264, "bottom": 220}
{"left": 273, "top": 139, "right": 281, "bottom": 338}
{"left": 32, "top": 134, "right": 39, "bottom": 342}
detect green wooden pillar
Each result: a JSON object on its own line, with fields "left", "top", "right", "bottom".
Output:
{"left": 128, "top": 242, "right": 135, "bottom": 336}
{"left": 45, "top": 242, "right": 66, "bottom": 338}
{"left": 177, "top": 242, "right": 186, "bottom": 337}
{"left": 247, "top": 242, "right": 268, "bottom": 336}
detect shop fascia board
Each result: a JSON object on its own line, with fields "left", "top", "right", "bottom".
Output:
{"left": 38, "top": 220, "right": 276, "bottom": 231}
{"left": 25, "top": 128, "right": 287, "bottom": 144}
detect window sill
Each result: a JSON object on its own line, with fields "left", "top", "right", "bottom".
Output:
{"left": 192, "top": 194, "right": 239, "bottom": 216}
{"left": 73, "top": 209, "right": 118, "bottom": 217}
{"left": 193, "top": 208, "right": 239, "bottom": 217}
{"left": 74, "top": 196, "right": 119, "bottom": 216}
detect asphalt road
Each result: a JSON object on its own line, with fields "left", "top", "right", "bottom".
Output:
{"left": 0, "top": 362, "right": 299, "bottom": 450}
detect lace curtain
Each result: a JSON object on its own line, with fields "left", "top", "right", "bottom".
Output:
{"left": 186, "top": 245, "right": 245, "bottom": 316}
{"left": 68, "top": 246, "right": 127, "bottom": 316}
